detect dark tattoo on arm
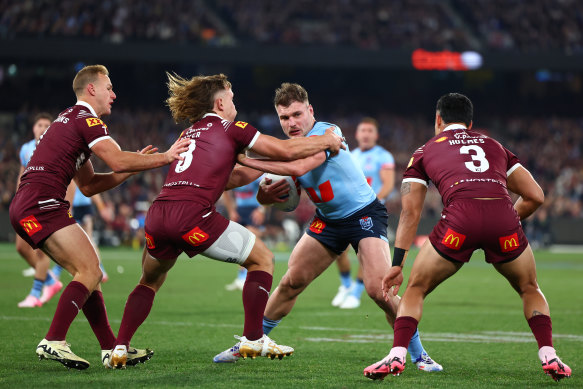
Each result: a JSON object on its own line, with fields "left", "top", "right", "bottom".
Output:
{"left": 401, "top": 182, "right": 411, "bottom": 196}
{"left": 532, "top": 310, "right": 543, "bottom": 317}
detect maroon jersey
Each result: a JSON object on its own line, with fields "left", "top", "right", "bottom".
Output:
{"left": 19, "top": 101, "right": 111, "bottom": 200}
{"left": 403, "top": 124, "right": 521, "bottom": 206}
{"left": 156, "top": 113, "right": 259, "bottom": 206}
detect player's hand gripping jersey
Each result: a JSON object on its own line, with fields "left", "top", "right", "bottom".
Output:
{"left": 156, "top": 113, "right": 259, "bottom": 206}
{"left": 297, "top": 122, "right": 376, "bottom": 219}
{"left": 403, "top": 124, "right": 521, "bottom": 205}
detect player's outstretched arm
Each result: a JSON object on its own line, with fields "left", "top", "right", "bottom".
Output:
{"left": 506, "top": 165, "right": 544, "bottom": 220}
{"left": 250, "top": 128, "right": 344, "bottom": 161}
{"left": 225, "top": 165, "right": 263, "bottom": 190}
{"left": 75, "top": 145, "right": 164, "bottom": 196}
{"left": 237, "top": 151, "right": 326, "bottom": 177}
{"left": 382, "top": 181, "right": 428, "bottom": 298}
{"left": 91, "top": 137, "right": 190, "bottom": 173}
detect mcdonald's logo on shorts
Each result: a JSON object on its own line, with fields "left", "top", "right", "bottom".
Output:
{"left": 442, "top": 228, "right": 466, "bottom": 250}
{"left": 499, "top": 233, "right": 520, "bottom": 252}
{"left": 20, "top": 215, "right": 43, "bottom": 237}
{"left": 182, "top": 226, "right": 209, "bottom": 247}
{"left": 145, "top": 232, "right": 155, "bottom": 249}
{"left": 309, "top": 218, "right": 326, "bottom": 234}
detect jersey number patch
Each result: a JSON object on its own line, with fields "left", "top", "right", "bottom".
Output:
{"left": 175, "top": 140, "right": 197, "bottom": 173}
{"left": 460, "top": 145, "right": 489, "bottom": 173}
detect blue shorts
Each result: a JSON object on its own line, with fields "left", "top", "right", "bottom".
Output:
{"left": 306, "top": 200, "right": 389, "bottom": 255}
{"left": 237, "top": 205, "right": 259, "bottom": 227}
{"left": 73, "top": 204, "right": 94, "bottom": 224}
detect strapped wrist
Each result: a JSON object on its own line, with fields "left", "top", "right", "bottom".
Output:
{"left": 392, "top": 247, "right": 407, "bottom": 267}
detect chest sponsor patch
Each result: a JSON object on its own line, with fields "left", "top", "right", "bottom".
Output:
{"left": 20, "top": 215, "right": 43, "bottom": 236}
{"left": 499, "top": 233, "right": 520, "bottom": 252}
{"left": 182, "top": 226, "right": 209, "bottom": 246}
{"left": 145, "top": 232, "right": 156, "bottom": 249}
{"left": 360, "top": 216, "right": 373, "bottom": 231}
{"left": 309, "top": 218, "right": 326, "bottom": 234}
{"left": 442, "top": 228, "right": 466, "bottom": 250}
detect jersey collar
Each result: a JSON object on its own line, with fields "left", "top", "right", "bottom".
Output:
{"left": 76, "top": 100, "right": 98, "bottom": 117}
{"left": 443, "top": 124, "right": 467, "bottom": 132}
{"left": 203, "top": 112, "right": 225, "bottom": 120}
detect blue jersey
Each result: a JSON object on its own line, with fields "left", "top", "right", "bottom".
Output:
{"left": 297, "top": 122, "right": 376, "bottom": 219}
{"left": 19, "top": 139, "right": 37, "bottom": 167}
{"left": 351, "top": 145, "right": 395, "bottom": 195}
{"left": 73, "top": 187, "right": 92, "bottom": 207}
{"left": 232, "top": 176, "right": 262, "bottom": 209}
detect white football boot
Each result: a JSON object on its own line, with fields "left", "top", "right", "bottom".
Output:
{"left": 36, "top": 338, "right": 90, "bottom": 370}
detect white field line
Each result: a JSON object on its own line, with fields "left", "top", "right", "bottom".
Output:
{"left": 2, "top": 315, "right": 581, "bottom": 343}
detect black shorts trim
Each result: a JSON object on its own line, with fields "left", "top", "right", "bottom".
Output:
{"left": 431, "top": 242, "right": 465, "bottom": 264}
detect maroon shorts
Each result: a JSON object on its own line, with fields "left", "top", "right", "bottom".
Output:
{"left": 144, "top": 200, "right": 230, "bottom": 260}
{"left": 9, "top": 184, "right": 75, "bottom": 249}
{"left": 429, "top": 198, "right": 528, "bottom": 264}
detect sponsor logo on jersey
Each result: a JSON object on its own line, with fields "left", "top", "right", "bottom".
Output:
{"left": 86, "top": 118, "right": 105, "bottom": 127}
{"left": 145, "top": 232, "right": 156, "bottom": 249}
{"left": 442, "top": 228, "right": 466, "bottom": 250}
{"left": 360, "top": 216, "right": 373, "bottom": 231}
{"left": 20, "top": 215, "right": 43, "bottom": 236}
{"left": 235, "top": 121, "right": 248, "bottom": 129}
{"left": 182, "top": 226, "right": 209, "bottom": 246}
{"left": 309, "top": 218, "right": 326, "bottom": 234}
{"left": 499, "top": 233, "right": 519, "bottom": 252}
{"left": 67, "top": 211, "right": 73, "bottom": 218}
{"left": 407, "top": 157, "right": 414, "bottom": 168}
{"left": 435, "top": 136, "right": 448, "bottom": 143}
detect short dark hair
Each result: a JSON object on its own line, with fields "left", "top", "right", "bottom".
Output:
{"left": 274, "top": 83, "right": 309, "bottom": 108}
{"left": 359, "top": 117, "right": 378, "bottom": 130}
{"left": 33, "top": 112, "right": 53, "bottom": 124}
{"left": 436, "top": 93, "right": 473, "bottom": 127}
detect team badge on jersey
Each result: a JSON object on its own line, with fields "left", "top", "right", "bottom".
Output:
{"left": 309, "top": 218, "right": 326, "bottom": 234}
{"left": 86, "top": 118, "right": 105, "bottom": 127}
{"left": 442, "top": 228, "right": 466, "bottom": 250}
{"left": 182, "top": 226, "right": 209, "bottom": 246}
{"left": 360, "top": 216, "right": 373, "bottom": 231}
{"left": 145, "top": 232, "right": 156, "bottom": 249}
{"left": 20, "top": 215, "right": 43, "bottom": 236}
{"left": 235, "top": 121, "right": 248, "bottom": 129}
{"left": 499, "top": 233, "right": 520, "bottom": 252}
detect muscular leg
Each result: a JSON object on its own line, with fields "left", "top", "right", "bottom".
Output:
{"left": 116, "top": 248, "right": 177, "bottom": 348}
{"left": 493, "top": 244, "right": 549, "bottom": 319}
{"left": 264, "top": 234, "right": 338, "bottom": 322}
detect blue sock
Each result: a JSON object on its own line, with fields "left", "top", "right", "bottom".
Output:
{"left": 44, "top": 271, "right": 55, "bottom": 287}
{"left": 237, "top": 268, "right": 248, "bottom": 281}
{"left": 262, "top": 316, "right": 281, "bottom": 336}
{"left": 349, "top": 278, "right": 365, "bottom": 299}
{"left": 52, "top": 265, "right": 63, "bottom": 278}
{"left": 30, "top": 278, "right": 44, "bottom": 298}
{"left": 340, "top": 271, "right": 352, "bottom": 289}
{"left": 407, "top": 329, "right": 426, "bottom": 362}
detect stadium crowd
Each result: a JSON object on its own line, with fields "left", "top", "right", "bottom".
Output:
{"left": 1, "top": 0, "right": 582, "bottom": 53}
{"left": 2, "top": 108, "right": 581, "bottom": 247}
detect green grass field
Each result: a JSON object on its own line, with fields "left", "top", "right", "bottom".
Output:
{"left": 0, "top": 242, "right": 581, "bottom": 388}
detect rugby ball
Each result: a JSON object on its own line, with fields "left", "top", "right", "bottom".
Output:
{"left": 260, "top": 174, "right": 301, "bottom": 212}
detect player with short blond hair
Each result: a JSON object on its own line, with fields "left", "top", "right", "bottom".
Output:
{"left": 10, "top": 64, "right": 191, "bottom": 370}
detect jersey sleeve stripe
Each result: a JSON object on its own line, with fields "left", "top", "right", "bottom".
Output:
{"left": 506, "top": 163, "right": 522, "bottom": 177}
{"left": 402, "top": 177, "right": 429, "bottom": 187}
{"left": 246, "top": 131, "right": 261, "bottom": 150}
{"left": 88, "top": 135, "right": 112, "bottom": 149}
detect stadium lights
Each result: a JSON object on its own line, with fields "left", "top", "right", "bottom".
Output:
{"left": 412, "top": 49, "right": 483, "bottom": 71}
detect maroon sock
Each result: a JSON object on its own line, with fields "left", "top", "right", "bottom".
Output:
{"left": 242, "top": 270, "right": 273, "bottom": 341}
{"left": 116, "top": 285, "right": 156, "bottom": 348}
{"left": 82, "top": 290, "right": 116, "bottom": 350}
{"left": 45, "top": 281, "right": 90, "bottom": 341}
{"left": 528, "top": 315, "right": 553, "bottom": 348}
{"left": 392, "top": 316, "right": 419, "bottom": 348}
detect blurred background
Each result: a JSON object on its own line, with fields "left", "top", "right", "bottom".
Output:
{"left": 1, "top": 0, "right": 582, "bottom": 249}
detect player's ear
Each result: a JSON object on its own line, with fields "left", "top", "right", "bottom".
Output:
{"left": 86, "top": 83, "right": 96, "bottom": 97}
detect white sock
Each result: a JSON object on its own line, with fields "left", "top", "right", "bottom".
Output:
{"left": 538, "top": 346, "right": 557, "bottom": 363}
{"left": 388, "top": 346, "right": 407, "bottom": 362}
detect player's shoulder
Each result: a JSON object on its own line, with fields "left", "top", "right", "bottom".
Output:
{"left": 309, "top": 121, "right": 341, "bottom": 136}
